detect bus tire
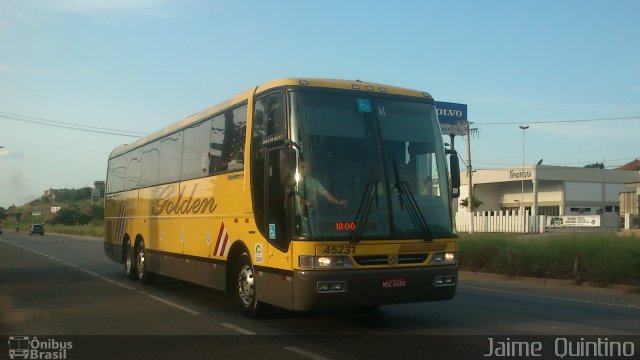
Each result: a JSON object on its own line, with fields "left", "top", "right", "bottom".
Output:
{"left": 124, "top": 239, "right": 137, "bottom": 280}
{"left": 135, "top": 239, "right": 155, "bottom": 284}
{"left": 235, "top": 252, "right": 263, "bottom": 317}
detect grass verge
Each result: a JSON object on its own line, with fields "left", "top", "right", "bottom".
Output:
{"left": 45, "top": 224, "right": 104, "bottom": 238}
{"left": 458, "top": 232, "right": 640, "bottom": 286}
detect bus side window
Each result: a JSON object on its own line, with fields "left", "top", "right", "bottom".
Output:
{"left": 208, "top": 104, "right": 248, "bottom": 174}
{"left": 182, "top": 119, "right": 212, "bottom": 180}
{"left": 158, "top": 132, "right": 183, "bottom": 184}
{"left": 107, "top": 155, "right": 126, "bottom": 193}
{"left": 209, "top": 114, "right": 225, "bottom": 174}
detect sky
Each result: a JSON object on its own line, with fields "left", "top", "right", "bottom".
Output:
{"left": 1, "top": 0, "right": 639, "bottom": 208}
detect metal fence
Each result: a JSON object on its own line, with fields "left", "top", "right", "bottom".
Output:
{"left": 623, "top": 214, "right": 640, "bottom": 229}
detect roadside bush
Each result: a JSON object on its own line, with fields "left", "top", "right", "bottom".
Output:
{"left": 458, "top": 233, "right": 640, "bottom": 286}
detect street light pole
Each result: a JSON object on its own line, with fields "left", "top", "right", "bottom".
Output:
{"left": 466, "top": 122, "right": 474, "bottom": 234}
{"left": 519, "top": 125, "right": 529, "bottom": 216}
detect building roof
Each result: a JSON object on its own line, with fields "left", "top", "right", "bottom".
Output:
{"left": 617, "top": 159, "right": 640, "bottom": 171}
{"left": 462, "top": 165, "right": 640, "bottom": 185}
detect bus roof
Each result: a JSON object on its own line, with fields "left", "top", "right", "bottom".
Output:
{"left": 110, "top": 78, "right": 433, "bottom": 159}
{"left": 254, "top": 78, "right": 432, "bottom": 98}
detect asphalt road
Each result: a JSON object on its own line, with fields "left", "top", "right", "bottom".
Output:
{"left": 1, "top": 231, "right": 638, "bottom": 359}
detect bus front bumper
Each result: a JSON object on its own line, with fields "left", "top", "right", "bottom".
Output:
{"left": 290, "top": 265, "right": 457, "bottom": 311}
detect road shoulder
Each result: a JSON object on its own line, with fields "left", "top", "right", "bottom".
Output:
{"left": 460, "top": 270, "right": 640, "bottom": 308}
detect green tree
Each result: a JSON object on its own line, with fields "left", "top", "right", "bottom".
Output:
{"left": 53, "top": 208, "right": 79, "bottom": 226}
{"left": 89, "top": 204, "right": 104, "bottom": 221}
{"left": 76, "top": 213, "right": 92, "bottom": 225}
{"left": 584, "top": 162, "right": 604, "bottom": 169}
{"left": 460, "top": 196, "right": 484, "bottom": 211}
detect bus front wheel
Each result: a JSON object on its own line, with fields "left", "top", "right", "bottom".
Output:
{"left": 235, "top": 252, "right": 263, "bottom": 317}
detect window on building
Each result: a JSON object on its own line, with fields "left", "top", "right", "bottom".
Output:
{"left": 538, "top": 206, "right": 559, "bottom": 216}
{"left": 605, "top": 206, "right": 620, "bottom": 213}
{"left": 569, "top": 207, "right": 592, "bottom": 214}
{"left": 500, "top": 206, "right": 529, "bottom": 215}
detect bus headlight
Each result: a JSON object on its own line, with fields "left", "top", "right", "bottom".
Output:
{"left": 299, "top": 256, "right": 353, "bottom": 269}
{"left": 430, "top": 252, "right": 458, "bottom": 265}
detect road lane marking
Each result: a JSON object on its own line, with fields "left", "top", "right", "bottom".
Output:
{"left": 62, "top": 261, "right": 79, "bottom": 268}
{"left": 1, "top": 239, "right": 200, "bottom": 315}
{"left": 465, "top": 285, "right": 640, "bottom": 309}
{"left": 147, "top": 294, "right": 202, "bottom": 315}
{"left": 221, "top": 322, "right": 256, "bottom": 335}
{"left": 285, "top": 346, "right": 332, "bottom": 360}
{"left": 98, "top": 275, "right": 136, "bottom": 290}
{"left": 80, "top": 268, "right": 101, "bottom": 277}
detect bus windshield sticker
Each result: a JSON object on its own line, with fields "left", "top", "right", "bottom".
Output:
{"left": 356, "top": 99, "right": 371, "bottom": 113}
{"left": 269, "top": 224, "right": 276, "bottom": 240}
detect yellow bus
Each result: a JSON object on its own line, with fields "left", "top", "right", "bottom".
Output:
{"left": 104, "top": 78, "right": 461, "bottom": 316}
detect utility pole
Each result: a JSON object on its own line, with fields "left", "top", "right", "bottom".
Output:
{"left": 466, "top": 122, "right": 474, "bottom": 234}
{"left": 519, "top": 124, "right": 529, "bottom": 232}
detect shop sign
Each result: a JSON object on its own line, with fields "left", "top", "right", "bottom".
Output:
{"left": 547, "top": 215, "right": 601, "bottom": 227}
{"left": 510, "top": 170, "right": 532, "bottom": 179}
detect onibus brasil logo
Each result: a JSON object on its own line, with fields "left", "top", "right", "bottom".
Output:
{"left": 8, "top": 336, "right": 73, "bottom": 359}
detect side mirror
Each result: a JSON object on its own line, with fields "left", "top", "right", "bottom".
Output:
{"left": 446, "top": 149, "right": 461, "bottom": 198}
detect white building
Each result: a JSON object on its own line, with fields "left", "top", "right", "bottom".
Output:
{"left": 458, "top": 165, "right": 640, "bottom": 217}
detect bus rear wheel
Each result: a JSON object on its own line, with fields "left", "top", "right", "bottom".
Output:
{"left": 135, "top": 240, "right": 155, "bottom": 284}
{"left": 235, "top": 252, "right": 263, "bottom": 317}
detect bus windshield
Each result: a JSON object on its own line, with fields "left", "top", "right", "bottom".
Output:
{"left": 290, "top": 90, "right": 453, "bottom": 240}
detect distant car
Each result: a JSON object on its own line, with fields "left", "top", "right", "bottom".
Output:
{"left": 29, "top": 224, "right": 44, "bottom": 236}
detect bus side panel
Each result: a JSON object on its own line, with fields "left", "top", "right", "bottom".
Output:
{"left": 104, "top": 193, "right": 121, "bottom": 262}
{"left": 251, "top": 240, "right": 294, "bottom": 309}
{"left": 103, "top": 190, "right": 138, "bottom": 263}
{"left": 148, "top": 250, "right": 227, "bottom": 291}
{"left": 254, "top": 266, "right": 294, "bottom": 309}
{"left": 178, "top": 174, "right": 253, "bottom": 261}
{"left": 138, "top": 174, "right": 252, "bottom": 290}
{"left": 146, "top": 183, "right": 184, "bottom": 255}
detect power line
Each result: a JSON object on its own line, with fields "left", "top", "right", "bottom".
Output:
{"left": 0, "top": 138, "right": 111, "bottom": 154}
{"left": 475, "top": 115, "right": 640, "bottom": 125}
{"left": 474, "top": 157, "right": 639, "bottom": 170}
{"left": 0, "top": 111, "right": 147, "bottom": 138}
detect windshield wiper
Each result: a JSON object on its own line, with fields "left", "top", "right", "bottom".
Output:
{"left": 393, "top": 159, "right": 433, "bottom": 241}
{"left": 350, "top": 163, "right": 379, "bottom": 243}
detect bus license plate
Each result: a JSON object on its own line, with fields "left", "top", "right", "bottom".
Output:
{"left": 382, "top": 278, "right": 406, "bottom": 288}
